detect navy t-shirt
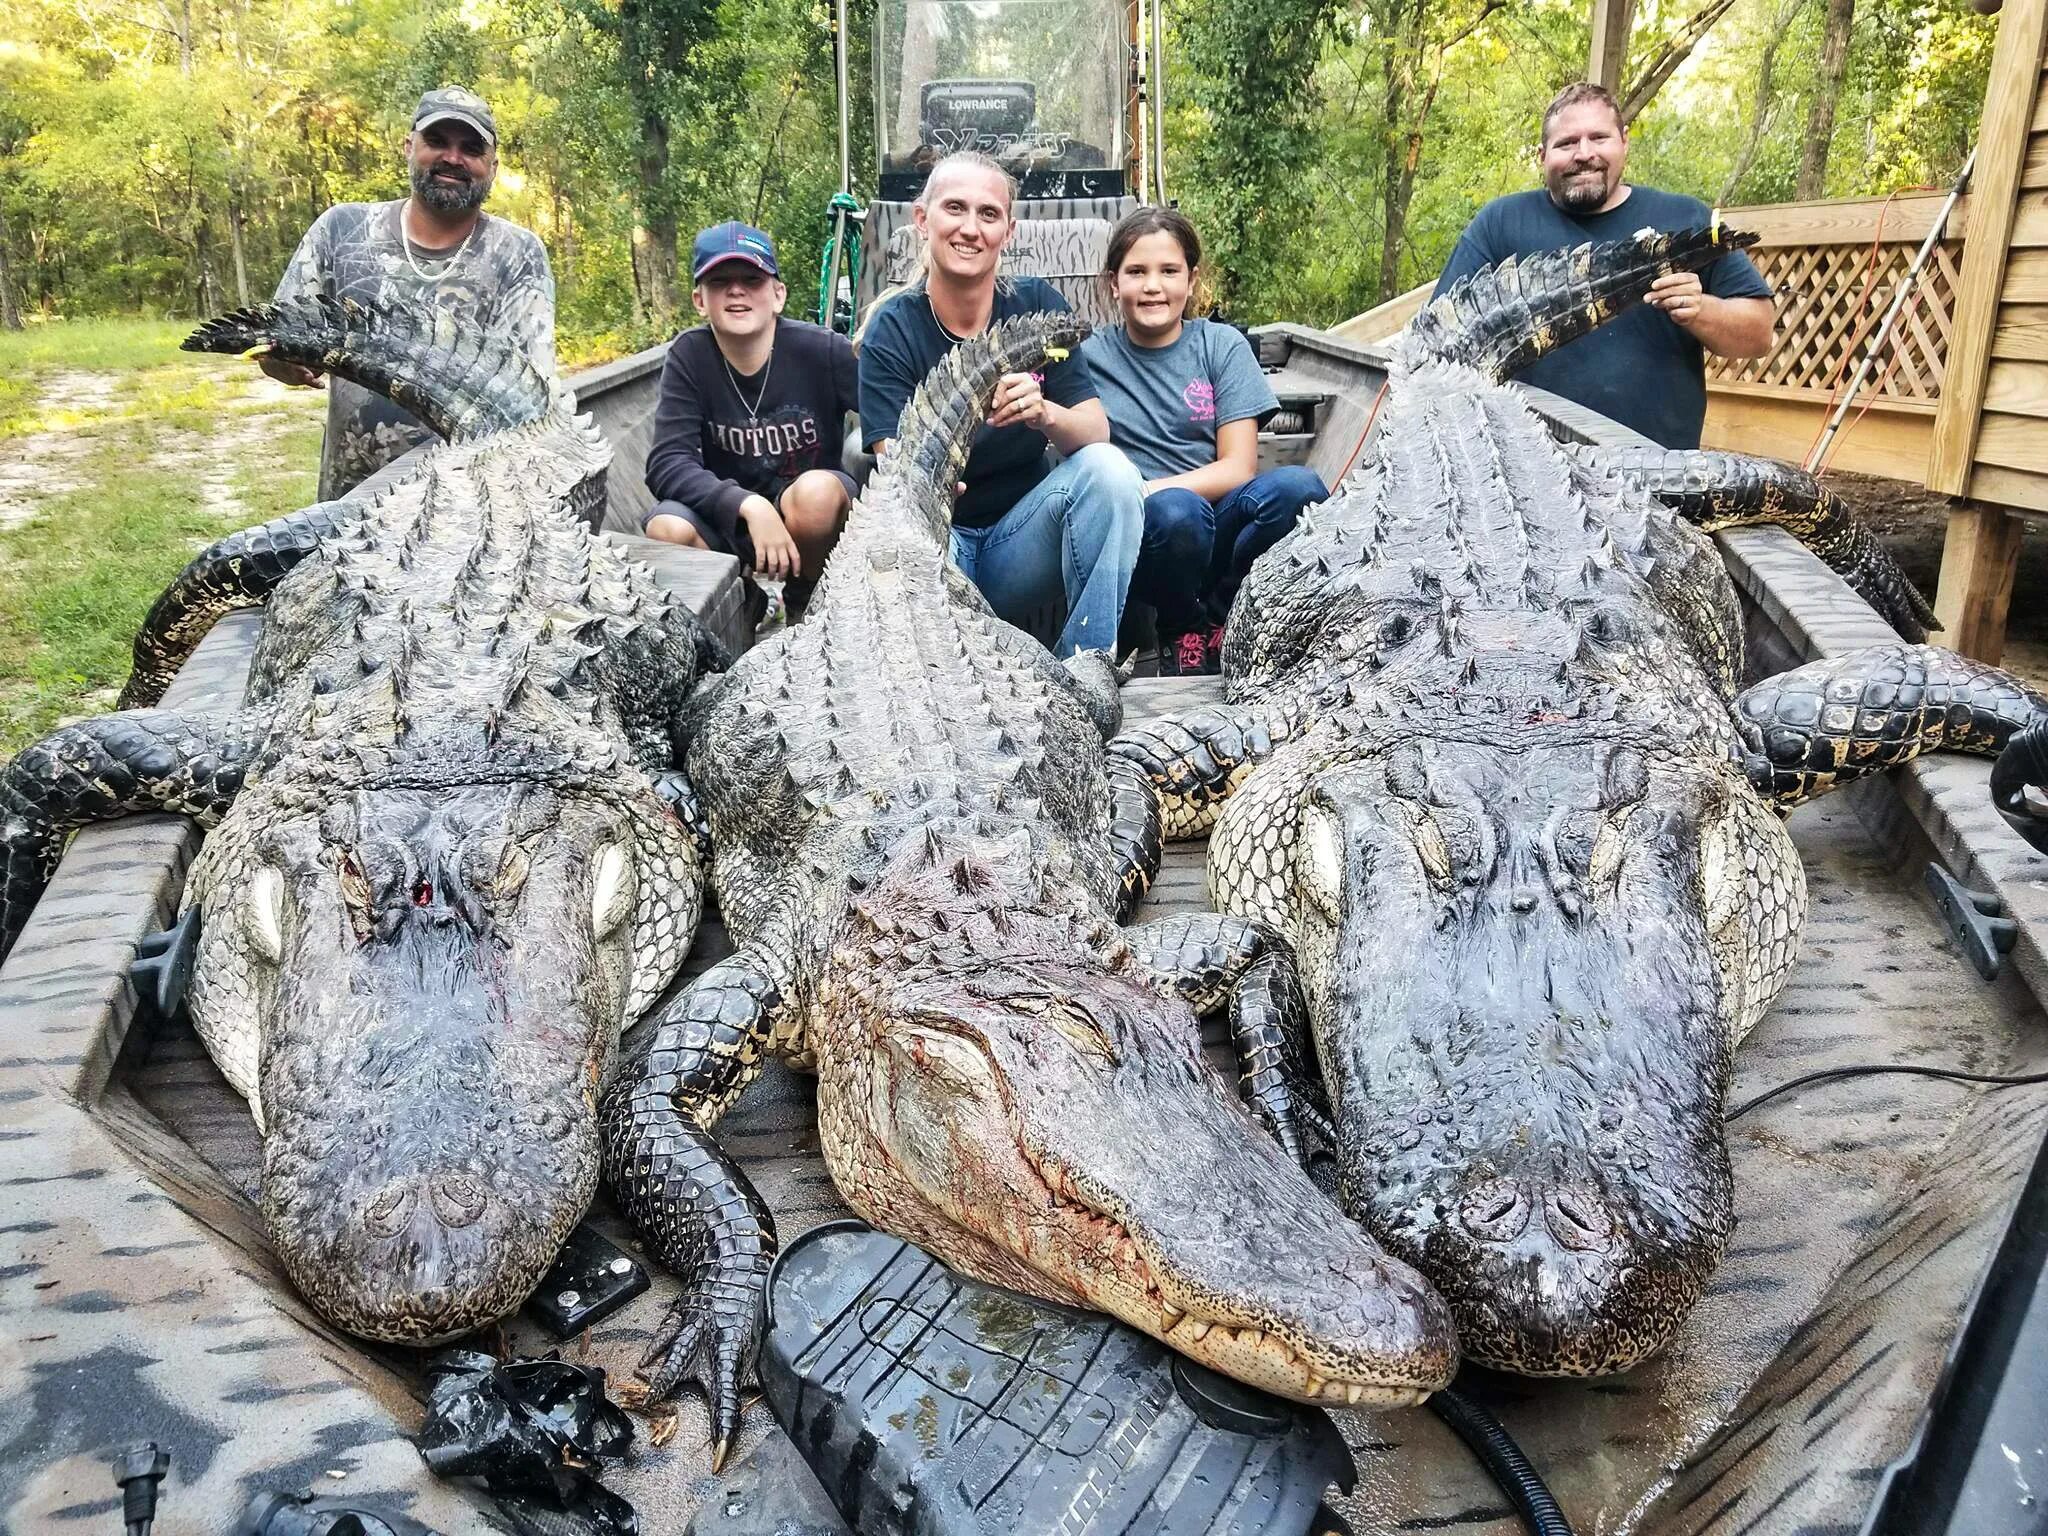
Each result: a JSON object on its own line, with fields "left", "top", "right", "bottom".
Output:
{"left": 858, "top": 277, "right": 1099, "bottom": 529}
{"left": 1433, "top": 187, "right": 1773, "bottom": 449}
{"left": 643, "top": 318, "right": 859, "bottom": 547}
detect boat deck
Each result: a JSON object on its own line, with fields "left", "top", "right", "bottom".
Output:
{"left": 103, "top": 656, "right": 2048, "bottom": 1534}
{"left": 10, "top": 327, "right": 2048, "bottom": 1532}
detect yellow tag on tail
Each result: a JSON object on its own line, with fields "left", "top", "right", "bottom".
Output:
{"left": 1044, "top": 346, "right": 1070, "bottom": 363}
{"left": 241, "top": 345, "right": 271, "bottom": 360}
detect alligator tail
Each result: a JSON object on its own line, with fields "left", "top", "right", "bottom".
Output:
{"left": 184, "top": 295, "right": 554, "bottom": 442}
{"left": 1407, "top": 225, "right": 1761, "bottom": 384}
{"left": 885, "top": 310, "right": 1091, "bottom": 538}
{"left": 1589, "top": 445, "right": 1940, "bottom": 642}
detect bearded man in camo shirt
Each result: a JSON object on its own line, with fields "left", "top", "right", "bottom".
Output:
{"left": 263, "top": 86, "right": 557, "bottom": 500}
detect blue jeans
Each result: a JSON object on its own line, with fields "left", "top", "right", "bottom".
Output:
{"left": 1131, "top": 465, "right": 1329, "bottom": 635}
{"left": 1206, "top": 465, "right": 1328, "bottom": 621}
{"left": 1131, "top": 488, "right": 1216, "bottom": 635}
{"left": 950, "top": 442, "right": 1144, "bottom": 658}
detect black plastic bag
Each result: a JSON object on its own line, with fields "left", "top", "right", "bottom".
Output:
{"left": 415, "top": 1350, "right": 637, "bottom": 1536}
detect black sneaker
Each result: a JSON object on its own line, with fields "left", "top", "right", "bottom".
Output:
{"left": 1201, "top": 623, "right": 1227, "bottom": 675}
{"left": 1159, "top": 629, "right": 1212, "bottom": 677}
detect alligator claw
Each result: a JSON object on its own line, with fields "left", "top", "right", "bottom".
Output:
{"left": 638, "top": 1278, "right": 763, "bottom": 1467}
{"left": 1244, "top": 1077, "right": 1340, "bottom": 1173}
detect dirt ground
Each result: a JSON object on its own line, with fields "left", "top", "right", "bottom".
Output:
{"left": 1817, "top": 469, "right": 2048, "bottom": 687}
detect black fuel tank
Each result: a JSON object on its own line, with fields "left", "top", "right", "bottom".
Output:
{"left": 749, "top": 1219, "right": 1355, "bottom": 1536}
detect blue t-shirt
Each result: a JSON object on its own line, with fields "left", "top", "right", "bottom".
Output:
{"left": 1433, "top": 186, "right": 1772, "bottom": 449}
{"left": 858, "top": 277, "right": 1099, "bottom": 529}
{"left": 1081, "top": 319, "right": 1279, "bottom": 482}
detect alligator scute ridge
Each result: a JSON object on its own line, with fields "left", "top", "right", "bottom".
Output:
{"left": 0, "top": 295, "right": 724, "bottom": 1346}
{"left": 1113, "top": 226, "right": 2047, "bottom": 1378}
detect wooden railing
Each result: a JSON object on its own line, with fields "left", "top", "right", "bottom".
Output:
{"left": 1706, "top": 191, "right": 1967, "bottom": 408}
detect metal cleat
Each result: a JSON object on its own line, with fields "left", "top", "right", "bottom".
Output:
{"left": 130, "top": 905, "right": 202, "bottom": 1019}
{"left": 1925, "top": 863, "right": 2018, "bottom": 980}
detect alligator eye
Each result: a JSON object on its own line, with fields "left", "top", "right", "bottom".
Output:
{"left": 248, "top": 867, "right": 285, "bottom": 962}
{"left": 894, "top": 1025, "right": 988, "bottom": 1096}
{"left": 590, "top": 843, "right": 635, "bottom": 939}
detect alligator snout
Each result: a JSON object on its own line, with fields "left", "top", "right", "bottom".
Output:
{"left": 292, "top": 1171, "right": 545, "bottom": 1343}
{"left": 1458, "top": 1178, "right": 1616, "bottom": 1253}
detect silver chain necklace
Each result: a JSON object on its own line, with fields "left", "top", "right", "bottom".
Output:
{"left": 399, "top": 206, "right": 475, "bottom": 285}
{"left": 722, "top": 349, "right": 773, "bottom": 424}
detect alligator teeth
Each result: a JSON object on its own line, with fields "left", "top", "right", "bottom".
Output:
{"left": 1303, "top": 1373, "right": 1326, "bottom": 1396}
{"left": 1178, "top": 1319, "right": 1212, "bottom": 1342}
{"left": 1160, "top": 1304, "right": 1186, "bottom": 1331}
{"left": 1344, "top": 1385, "right": 1366, "bottom": 1404}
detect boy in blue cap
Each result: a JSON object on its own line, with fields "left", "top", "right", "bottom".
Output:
{"left": 643, "top": 221, "right": 860, "bottom": 620}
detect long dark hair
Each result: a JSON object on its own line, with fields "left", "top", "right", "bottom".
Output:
{"left": 1103, "top": 205, "right": 1201, "bottom": 276}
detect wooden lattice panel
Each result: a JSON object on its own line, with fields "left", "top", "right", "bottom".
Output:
{"left": 1710, "top": 238, "right": 1962, "bottom": 403}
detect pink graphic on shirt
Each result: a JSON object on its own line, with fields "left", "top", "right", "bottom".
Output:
{"left": 1183, "top": 378, "right": 1216, "bottom": 423}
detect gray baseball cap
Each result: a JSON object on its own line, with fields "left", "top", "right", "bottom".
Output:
{"left": 413, "top": 86, "right": 497, "bottom": 146}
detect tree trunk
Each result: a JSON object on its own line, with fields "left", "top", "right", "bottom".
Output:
{"left": 1719, "top": 0, "right": 1806, "bottom": 204}
{"left": 0, "top": 202, "right": 21, "bottom": 330}
{"left": 1795, "top": 0, "right": 1854, "bottom": 199}
{"left": 228, "top": 186, "right": 251, "bottom": 307}
{"left": 1377, "top": 2, "right": 1416, "bottom": 302}
{"left": 194, "top": 207, "right": 221, "bottom": 316}
{"left": 636, "top": 108, "right": 679, "bottom": 326}
{"left": 1619, "top": 0, "right": 1741, "bottom": 124}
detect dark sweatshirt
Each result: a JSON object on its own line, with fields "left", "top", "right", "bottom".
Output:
{"left": 643, "top": 317, "right": 859, "bottom": 545}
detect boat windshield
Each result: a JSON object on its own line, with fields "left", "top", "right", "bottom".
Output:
{"left": 875, "top": 0, "right": 1128, "bottom": 199}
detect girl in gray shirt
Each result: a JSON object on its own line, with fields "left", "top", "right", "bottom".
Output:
{"left": 1081, "top": 208, "right": 1327, "bottom": 675}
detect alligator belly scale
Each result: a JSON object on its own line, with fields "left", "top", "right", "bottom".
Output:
{"left": 599, "top": 313, "right": 1458, "bottom": 1465}
{"left": 1112, "top": 228, "right": 2048, "bottom": 1376}
{"left": 0, "top": 298, "right": 722, "bottom": 1344}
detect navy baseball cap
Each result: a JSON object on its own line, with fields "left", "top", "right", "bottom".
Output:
{"left": 692, "top": 221, "right": 780, "bottom": 281}
{"left": 413, "top": 86, "right": 497, "bottom": 146}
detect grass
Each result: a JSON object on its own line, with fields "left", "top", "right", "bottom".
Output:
{"left": 0, "top": 309, "right": 658, "bottom": 756}
{"left": 0, "top": 317, "right": 323, "bottom": 757}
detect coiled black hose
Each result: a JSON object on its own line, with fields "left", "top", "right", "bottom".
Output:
{"left": 1429, "top": 1386, "right": 1576, "bottom": 1536}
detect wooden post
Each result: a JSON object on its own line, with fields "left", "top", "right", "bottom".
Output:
{"left": 1924, "top": 0, "right": 2045, "bottom": 660}
{"left": 1927, "top": 0, "right": 2047, "bottom": 493}
{"left": 1587, "top": 0, "right": 1636, "bottom": 91}
{"left": 1934, "top": 502, "right": 2024, "bottom": 662}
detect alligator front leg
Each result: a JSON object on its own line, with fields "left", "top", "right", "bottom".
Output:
{"left": 119, "top": 501, "right": 359, "bottom": 709}
{"left": 1109, "top": 702, "right": 1281, "bottom": 840}
{"left": 1, "top": 708, "right": 264, "bottom": 962}
{"left": 1734, "top": 644, "right": 2045, "bottom": 806}
{"left": 1106, "top": 753, "right": 1163, "bottom": 920}
{"left": 1126, "top": 911, "right": 1333, "bottom": 1167}
{"left": 601, "top": 948, "right": 783, "bottom": 1468}
{"left": 1580, "top": 446, "right": 1939, "bottom": 642}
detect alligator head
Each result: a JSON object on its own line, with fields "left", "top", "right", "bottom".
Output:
{"left": 813, "top": 832, "right": 1458, "bottom": 1407}
{"left": 184, "top": 766, "right": 700, "bottom": 1343}
{"left": 1285, "top": 735, "right": 1793, "bottom": 1373}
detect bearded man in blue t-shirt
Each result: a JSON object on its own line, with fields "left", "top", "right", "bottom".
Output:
{"left": 1434, "top": 82, "right": 1776, "bottom": 450}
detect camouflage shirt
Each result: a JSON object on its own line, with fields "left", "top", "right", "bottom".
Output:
{"left": 273, "top": 200, "right": 556, "bottom": 500}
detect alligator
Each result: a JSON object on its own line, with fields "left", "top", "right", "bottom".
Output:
{"left": 601, "top": 310, "right": 1458, "bottom": 1466}
{"left": 1110, "top": 228, "right": 2048, "bottom": 1379}
{"left": 0, "top": 297, "right": 722, "bottom": 1345}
